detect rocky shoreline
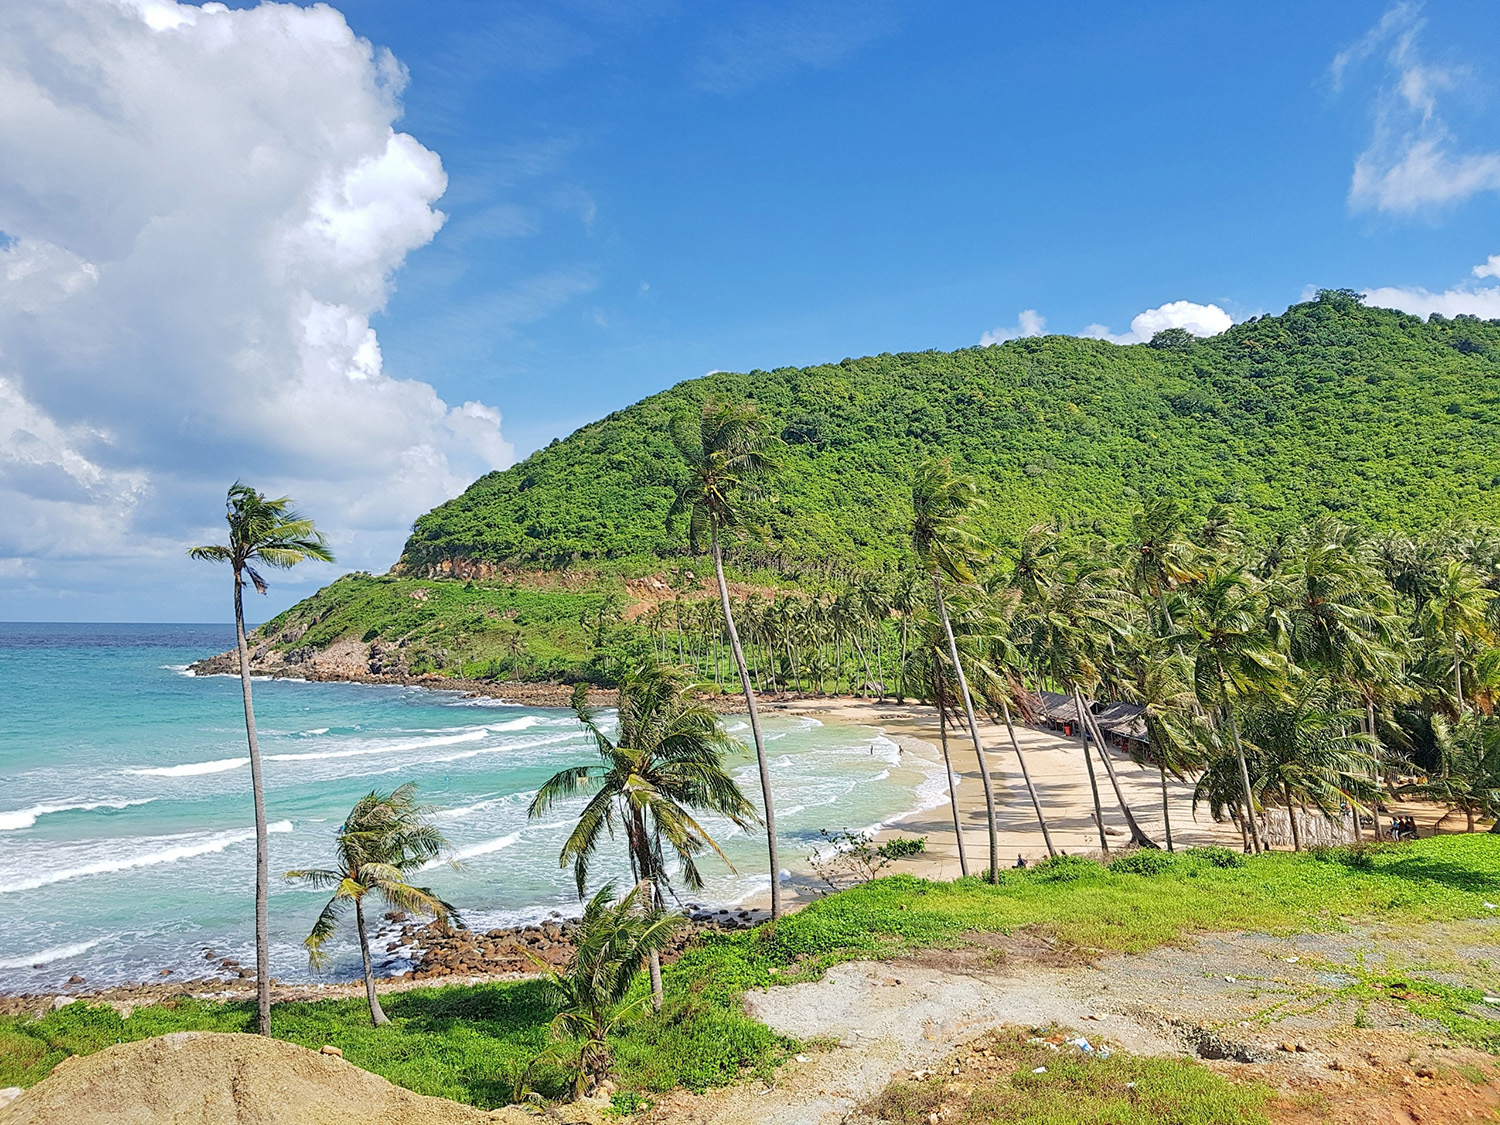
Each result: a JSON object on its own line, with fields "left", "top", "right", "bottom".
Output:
{"left": 187, "top": 644, "right": 863, "bottom": 714}
{"left": 0, "top": 906, "right": 773, "bottom": 1018}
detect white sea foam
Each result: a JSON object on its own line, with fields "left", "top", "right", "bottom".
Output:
{"left": 0, "top": 821, "right": 293, "bottom": 894}
{"left": 436, "top": 791, "right": 536, "bottom": 820}
{"left": 0, "top": 936, "right": 110, "bottom": 969}
{"left": 450, "top": 832, "right": 522, "bottom": 860}
{"left": 0, "top": 798, "right": 155, "bottom": 832}
{"left": 265, "top": 727, "right": 488, "bottom": 763}
{"left": 126, "top": 757, "right": 249, "bottom": 777}
{"left": 487, "top": 716, "right": 545, "bottom": 732}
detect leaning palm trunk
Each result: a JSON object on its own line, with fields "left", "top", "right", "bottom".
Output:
{"left": 233, "top": 572, "right": 273, "bottom": 1036}
{"left": 937, "top": 700, "right": 970, "bottom": 877}
{"left": 1213, "top": 672, "right": 1263, "bottom": 852}
{"left": 711, "top": 524, "right": 781, "bottom": 918}
{"left": 933, "top": 579, "right": 998, "bottom": 882}
{"left": 1073, "top": 690, "right": 1157, "bottom": 848}
{"left": 998, "top": 697, "right": 1056, "bottom": 858}
{"left": 354, "top": 897, "right": 390, "bottom": 1026}
{"left": 1067, "top": 687, "right": 1110, "bottom": 853}
{"left": 1158, "top": 764, "right": 1174, "bottom": 852}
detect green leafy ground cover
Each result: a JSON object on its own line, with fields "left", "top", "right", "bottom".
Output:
{"left": 3, "top": 836, "right": 1496, "bottom": 1106}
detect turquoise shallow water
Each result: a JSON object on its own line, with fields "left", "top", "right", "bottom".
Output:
{"left": 0, "top": 623, "right": 940, "bottom": 992}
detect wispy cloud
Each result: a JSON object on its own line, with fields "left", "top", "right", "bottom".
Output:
{"left": 691, "top": 0, "right": 898, "bottom": 95}
{"left": 1338, "top": 2, "right": 1500, "bottom": 213}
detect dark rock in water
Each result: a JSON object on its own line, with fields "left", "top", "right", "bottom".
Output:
{"left": 67, "top": 975, "right": 85, "bottom": 985}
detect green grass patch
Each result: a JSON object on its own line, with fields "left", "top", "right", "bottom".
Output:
{"left": 3, "top": 835, "right": 1496, "bottom": 1105}
{"left": 865, "top": 1026, "right": 1274, "bottom": 1125}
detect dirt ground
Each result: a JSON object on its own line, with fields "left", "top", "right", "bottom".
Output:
{"left": 643, "top": 918, "right": 1500, "bottom": 1125}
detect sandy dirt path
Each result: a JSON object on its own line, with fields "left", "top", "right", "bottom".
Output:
{"left": 643, "top": 917, "right": 1500, "bottom": 1125}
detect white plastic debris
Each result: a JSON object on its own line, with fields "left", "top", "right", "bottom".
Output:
{"left": 794, "top": 1054, "right": 809, "bottom": 1063}
{"left": 1284, "top": 956, "right": 1299, "bottom": 963}
{"left": 1484, "top": 902, "right": 1498, "bottom": 910}
{"left": 1032, "top": 1066, "right": 1047, "bottom": 1074}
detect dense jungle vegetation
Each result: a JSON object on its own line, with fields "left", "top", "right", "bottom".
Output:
{"left": 401, "top": 291, "right": 1500, "bottom": 575}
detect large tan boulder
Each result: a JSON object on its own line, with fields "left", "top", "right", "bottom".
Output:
{"left": 0, "top": 1031, "right": 537, "bottom": 1125}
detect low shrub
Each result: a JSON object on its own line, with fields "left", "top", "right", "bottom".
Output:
{"left": 1183, "top": 845, "right": 1243, "bottom": 869}
{"left": 1109, "top": 848, "right": 1177, "bottom": 876}
{"left": 1029, "top": 854, "right": 1104, "bottom": 882}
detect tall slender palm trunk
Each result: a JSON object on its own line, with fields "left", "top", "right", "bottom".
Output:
{"left": 711, "top": 524, "right": 781, "bottom": 918}
{"left": 1453, "top": 639, "right": 1464, "bottom": 713}
{"left": 1072, "top": 690, "right": 1157, "bottom": 847}
{"left": 1158, "top": 764, "right": 1174, "bottom": 852}
{"left": 233, "top": 572, "right": 273, "bottom": 1036}
{"left": 1067, "top": 687, "right": 1110, "bottom": 853}
{"left": 937, "top": 700, "right": 969, "bottom": 876}
{"left": 354, "top": 898, "right": 390, "bottom": 1026}
{"left": 933, "top": 578, "right": 998, "bottom": 882}
{"left": 1217, "top": 674, "right": 1263, "bottom": 852}
{"left": 998, "top": 697, "right": 1056, "bottom": 858}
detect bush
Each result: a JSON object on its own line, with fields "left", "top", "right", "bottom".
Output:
{"left": 1109, "top": 848, "right": 1177, "bottom": 876}
{"left": 1184, "top": 846, "right": 1244, "bottom": 869}
{"left": 877, "top": 836, "right": 927, "bottom": 860}
{"left": 1309, "top": 844, "right": 1384, "bottom": 871}
{"left": 1029, "top": 854, "right": 1104, "bottom": 882}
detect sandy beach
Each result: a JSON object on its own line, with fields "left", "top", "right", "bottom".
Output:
{"left": 758, "top": 696, "right": 1243, "bottom": 894}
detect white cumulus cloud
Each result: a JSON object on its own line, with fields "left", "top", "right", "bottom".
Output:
{"left": 980, "top": 309, "right": 1045, "bottom": 346}
{"left": 1081, "top": 301, "right": 1235, "bottom": 345}
{"left": 1337, "top": 3, "right": 1500, "bottom": 213}
{"left": 0, "top": 0, "right": 515, "bottom": 611}
{"left": 1363, "top": 254, "right": 1500, "bottom": 319}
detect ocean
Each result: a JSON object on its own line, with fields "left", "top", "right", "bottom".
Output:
{"left": 0, "top": 622, "right": 942, "bottom": 992}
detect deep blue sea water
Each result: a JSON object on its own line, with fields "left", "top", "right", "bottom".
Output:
{"left": 0, "top": 623, "right": 938, "bottom": 991}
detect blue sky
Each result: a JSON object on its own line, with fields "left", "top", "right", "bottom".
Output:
{"left": 3, "top": 0, "right": 1500, "bottom": 620}
{"left": 351, "top": 0, "right": 1500, "bottom": 449}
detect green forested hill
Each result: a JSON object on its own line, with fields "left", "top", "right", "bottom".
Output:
{"left": 401, "top": 292, "right": 1500, "bottom": 575}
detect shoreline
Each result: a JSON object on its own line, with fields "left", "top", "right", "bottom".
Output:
{"left": 11, "top": 665, "right": 1475, "bottom": 1008}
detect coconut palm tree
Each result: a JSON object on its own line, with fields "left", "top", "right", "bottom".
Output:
{"left": 1115, "top": 650, "right": 1206, "bottom": 852}
{"left": 284, "top": 783, "right": 459, "bottom": 1026}
{"left": 1235, "top": 686, "right": 1378, "bottom": 850}
{"left": 910, "top": 457, "right": 1001, "bottom": 881}
{"left": 1404, "top": 713, "right": 1500, "bottom": 832}
{"left": 189, "top": 483, "right": 332, "bottom": 1035}
{"left": 669, "top": 399, "right": 784, "bottom": 916}
{"left": 538, "top": 882, "right": 680, "bottom": 1098}
{"left": 1176, "top": 566, "right": 1285, "bottom": 852}
{"left": 529, "top": 667, "right": 757, "bottom": 1009}
{"left": 1419, "top": 558, "right": 1494, "bottom": 714}
{"left": 1014, "top": 537, "right": 1157, "bottom": 849}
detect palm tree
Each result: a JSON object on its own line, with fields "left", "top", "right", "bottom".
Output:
{"left": 1176, "top": 566, "right": 1285, "bottom": 852}
{"left": 189, "top": 483, "right": 332, "bottom": 1034}
{"left": 1014, "top": 536, "right": 1157, "bottom": 849}
{"left": 1405, "top": 713, "right": 1500, "bottom": 832}
{"left": 1116, "top": 651, "right": 1205, "bottom": 852}
{"left": 1236, "top": 686, "right": 1378, "bottom": 850}
{"left": 284, "top": 783, "right": 459, "bottom": 1025}
{"left": 910, "top": 457, "right": 1001, "bottom": 881}
{"left": 669, "top": 399, "right": 784, "bottom": 916}
{"left": 538, "top": 882, "right": 679, "bottom": 1098}
{"left": 529, "top": 668, "right": 757, "bottom": 1009}
{"left": 1419, "top": 559, "right": 1494, "bottom": 714}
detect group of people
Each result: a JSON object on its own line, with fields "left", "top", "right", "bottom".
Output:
{"left": 1390, "top": 816, "right": 1420, "bottom": 841}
